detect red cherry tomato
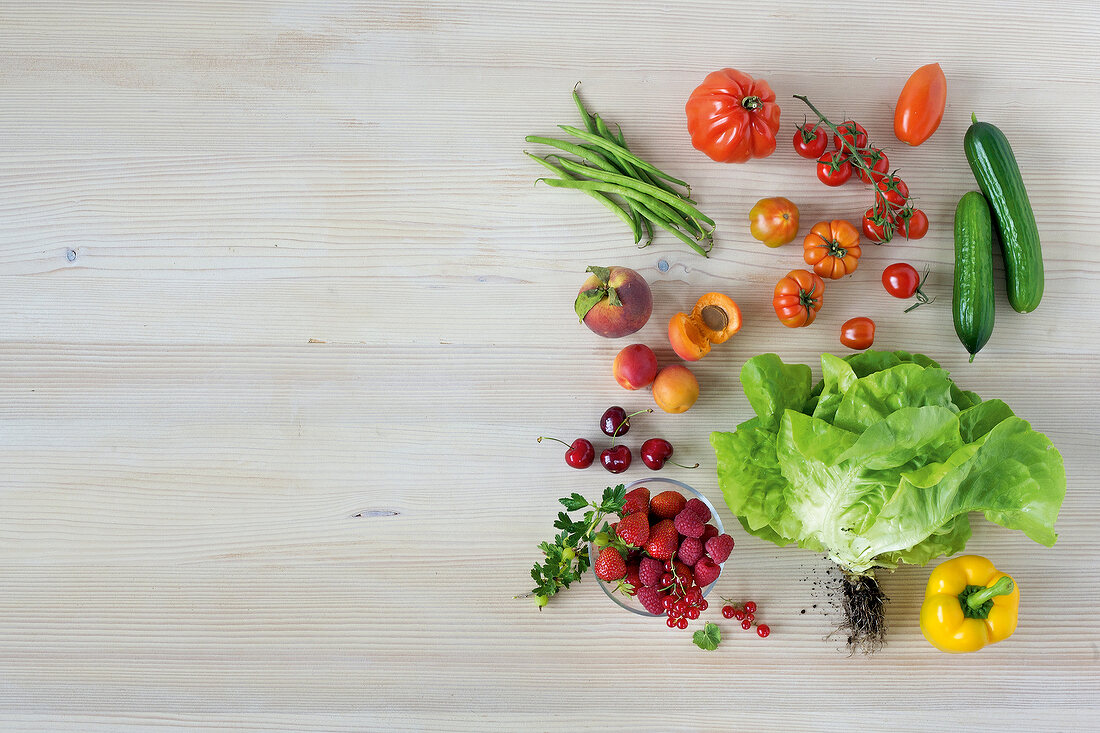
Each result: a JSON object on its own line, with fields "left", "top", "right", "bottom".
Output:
{"left": 793, "top": 123, "right": 829, "bottom": 159}
{"left": 834, "top": 120, "right": 868, "bottom": 152}
{"left": 816, "top": 152, "right": 852, "bottom": 187}
{"left": 861, "top": 207, "right": 892, "bottom": 244}
{"left": 895, "top": 208, "right": 929, "bottom": 239}
{"left": 840, "top": 317, "right": 875, "bottom": 350}
{"left": 876, "top": 175, "right": 910, "bottom": 207}
{"left": 857, "top": 147, "right": 890, "bottom": 184}
{"left": 882, "top": 263, "right": 921, "bottom": 299}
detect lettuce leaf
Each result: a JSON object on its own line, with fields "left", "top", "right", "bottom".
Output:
{"left": 711, "top": 351, "right": 1066, "bottom": 573}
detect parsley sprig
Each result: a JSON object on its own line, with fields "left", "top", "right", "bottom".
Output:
{"left": 528, "top": 485, "right": 626, "bottom": 608}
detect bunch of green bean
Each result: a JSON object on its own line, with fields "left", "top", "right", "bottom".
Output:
{"left": 525, "top": 87, "right": 714, "bottom": 257}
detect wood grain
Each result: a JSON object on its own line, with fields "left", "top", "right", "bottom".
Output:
{"left": 1, "top": 1, "right": 1099, "bottom": 730}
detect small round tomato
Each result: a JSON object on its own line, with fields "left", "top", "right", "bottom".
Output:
{"left": 793, "top": 123, "right": 828, "bottom": 159}
{"left": 882, "top": 262, "right": 933, "bottom": 311}
{"left": 803, "top": 219, "right": 862, "bottom": 279}
{"left": 773, "top": 270, "right": 825, "bottom": 328}
{"left": 749, "top": 196, "right": 800, "bottom": 247}
{"left": 895, "top": 208, "right": 929, "bottom": 239}
{"left": 840, "top": 317, "right": 875, "bottom": 350}
{"left": 857, "top": 147, "right": 890, "bottom": 184}
{"left": 876, "top": 175, "right": 910, "bottom": 207}
{"left": 882, "top": 263, "right": 921, "bottom": 298}
{"left": 861, "top": 207, "right": 892, "bottom": 244}
{"left": 816, "top": 152, "right": 852, "bottom": 187}
{"left": 834, "top": 120, "right": 868, "bottom": 152}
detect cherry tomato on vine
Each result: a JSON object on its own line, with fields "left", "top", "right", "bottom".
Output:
{"left": 793, "top": 123, "right": 829, "bottom": 159}
{"left": 816, "top": 152, "right": 852, "bottom": 187}
{"left": 861, "top": 207, "right": 892, "bottom": 244}
{"left": 840, "top": 317, "right": 875, "bottom": 350}
{"left": 894, "top": 208, "right": 929, "bottom": 239}
{"left": 876, "top": 175, "right": 910, "bottom": 207}
{"left": 834, "top": 120, "right": 868, "bottom": 152}
{"left": 882, "top": 263, "right": 921, "bottom": 298}
{"left": 773, "top": 269, "right": 825, "bottom": 328}
{"left": 857, "top": 147, "right": 890, "bottom": 184}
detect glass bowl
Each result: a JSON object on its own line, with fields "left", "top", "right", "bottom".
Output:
{"left": 589, "top": 477, "right": 725, "bottom": 617}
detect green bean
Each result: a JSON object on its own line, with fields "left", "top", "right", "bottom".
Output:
{"left": 525, "top": 154, "right": 640, "bottom": 242}
{"left": 631, "top": 199, "right": 710, "bottom": 257}
{"left": 558, "top": 125, "right": 689, "bottom": 188}
{"left": 639, "top": 217, "right": 654, "bottom": 247}
{"left": 553, "top": 157, "right": 715, "bottom": 227}
{"left": 537, "top": 177, "right": 703, "bottom": 242}
{"left": 525, "top": 136, "right": 616, "bottom": 171}
{"left": 572, "top": 84, "right": 598, "bottom": 135}
{"left": 597, "top": 116, "right": 697, "bottom": 204}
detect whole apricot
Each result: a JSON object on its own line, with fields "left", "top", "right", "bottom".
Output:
{"left": 652, "top": 365, "right": 699, "bottom": 414}
{"left": 613, "top": 344, "right": 659, "bottom": 390}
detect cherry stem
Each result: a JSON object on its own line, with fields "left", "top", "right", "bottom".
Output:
{"left": 536, "top": 436, "right": 570, "bottom": 448}
{"left": 668, "top": 459, "right": 700, "bottom": 469}
{"left": 611, "top": 408, "right": 652, "bottom": 446}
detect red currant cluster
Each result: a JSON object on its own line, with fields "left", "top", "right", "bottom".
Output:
{"left": 660, "top": 560, "right": 708, "bottom": 629}
{"left": 792, "top": 95, "right": 928, "bottom": 245}
{"left": 538, "top": 406, "right": 698, "bottom": 474}
{"left": 721, "top": 599, "right": 770, "bottom": 638}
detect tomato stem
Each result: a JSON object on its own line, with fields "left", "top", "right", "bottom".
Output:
{"left": 742, "top": 95, "right": 762, "bottom": 110}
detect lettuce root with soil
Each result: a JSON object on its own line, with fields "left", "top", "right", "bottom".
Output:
{"left": 711, "top": 350, "right": 1065, "bottom": 652}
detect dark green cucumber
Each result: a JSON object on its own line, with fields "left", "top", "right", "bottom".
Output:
{"left": 953, "top": 191, "right": 996, "bottom": 362}
{"left": 963, "top": 114, "right": 1043, "bottom": 313}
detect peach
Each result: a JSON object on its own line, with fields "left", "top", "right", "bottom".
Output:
{"left": 575, "top": 266, "right": 652, "bottom": 339}
{"left": 652, "top": 365, "right": 699, "bottom": 414}
{"left": 613, "top": 344, "right": 658, "bottom": 390}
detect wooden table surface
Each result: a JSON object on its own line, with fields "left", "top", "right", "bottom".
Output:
{"left": 2, "top": 2, "right": 1099, "bottom": 730}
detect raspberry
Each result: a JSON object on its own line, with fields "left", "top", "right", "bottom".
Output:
{"left": 693, "top": 557, "right": 721, "bottom": 587}
{"left": 621, "top": 486, "right": 650, "bottom": 516}
{"left": 594, "top": 547, "right": 626, "bottom": 581}
{"left": 636, "top": 586, "right": 665, "bottom": 615}
{"left": 616, "top": 512, "right": 650, "bottom": 547}
{"left": 673, "top": 508, "right": 705, "bottom": 539}
{"left": 643, "top": 519, "right": 679, "bottom": 560}
{"left": 700, "top": 524, "right": 719, "bottom": 542}
{"left": 705, "top": 533, "right": 734, "bottom": 563}
{"left": 649, "top": 490, "right": 687, "bottom": 520}
{"left": 684, "top": 497, "right": 711, "bottom": 522}
{"left": 677, "top": 536, "right": 705, "bottom": 566}
{"left": 639, "top": 556, "right": 663, "bottom": 587}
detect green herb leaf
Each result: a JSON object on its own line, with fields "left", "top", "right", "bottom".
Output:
{"left": 574, "top": 287, "right": 606, "bottom": 322}
{"left": 693, "top": 622, "right": 721, "bottom": 650}
{"left": 559, "top": 493, "right": 589, "bottom": 512}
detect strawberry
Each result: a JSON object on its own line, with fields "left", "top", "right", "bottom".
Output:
{"left": 677, "top": 536, "right": 705, "bottom": 566}
{"left": 700, "top": 523, "right": 719, "bottom": 543}
{"left": 621, "top": 486, "right": 650, "bottom": 516}
{"left": 636, "top": 586, "right": 665, "bottom": 615}
{"left": 594, "top": 547, "right": 626, "bottom": 581}
{"left": 622, "top": 561, "right": 641, "bottom": 596}
{"left": 643, "top": 519, "right": 679, "bottom": 560}
{"left": 694, "top": 557, "right": 721, "bottom": 587}
{"left": 615, "top": 511, "right": 650, "bottom": 548}
{"left": 650, "top": 490, "right": 687, "bottom": 520}
{"left": 639, "top": 556, "right": 664, "bottom": 587}
{"left": 705, "top": 533, "right": 734, "bottom": 563}
{"left": 684, "top": 497, "right": 711, "bottom": 522}
{"left": 673, "top": 508, "right": 705, "bottom": 539}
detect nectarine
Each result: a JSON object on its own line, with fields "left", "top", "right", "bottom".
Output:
{"left": 613, "top": 344, "right": 658, "bottom": 390}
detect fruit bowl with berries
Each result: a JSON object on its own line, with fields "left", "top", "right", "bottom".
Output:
{"left": 588, "top": 477, "right": 733, "bottom": 627}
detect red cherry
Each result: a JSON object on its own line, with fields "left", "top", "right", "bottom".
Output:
{"left": 744, "top": 601, "right": 756, "bottom": 614}
{"left": 600, "top": 445, "right": 631, "bottom": 473}
{"left": 757, "top": 624, "right": 770, "bottom": 638}
{"left": 600, "top": 407, "right": 651, "bottom": 438}
{"left": 640, "top": 438, "right": 700, "bottom": 471}
{"left": 722, "top": 605, "right": 735, "bottom": 619}
{"left": 537, "top": 436, "right": 594, "bottom": 469}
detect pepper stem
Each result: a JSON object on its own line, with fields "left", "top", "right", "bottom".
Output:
{"left": 966, "top": 576, "right": 1014, "bottom": 610}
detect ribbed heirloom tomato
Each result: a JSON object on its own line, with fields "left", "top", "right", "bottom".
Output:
{"left": 773, "top": 270, "right": 825, "bottom": 328}
{"left": 803, "top": 220, "right": 862, "bottom": 279}
{"left": 686, "top": 68, "right": 781, "bottom": 163}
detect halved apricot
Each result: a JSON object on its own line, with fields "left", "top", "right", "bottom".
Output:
{"left": 691, "top": 292, "right": 742, "bottom": 344}
{"left": 668, "top": 312, "right": 710, "bottom": 362}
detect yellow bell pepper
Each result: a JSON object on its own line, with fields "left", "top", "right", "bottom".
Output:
{"left": 920, "top": 555, "right": 1019, "bottom": 653}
